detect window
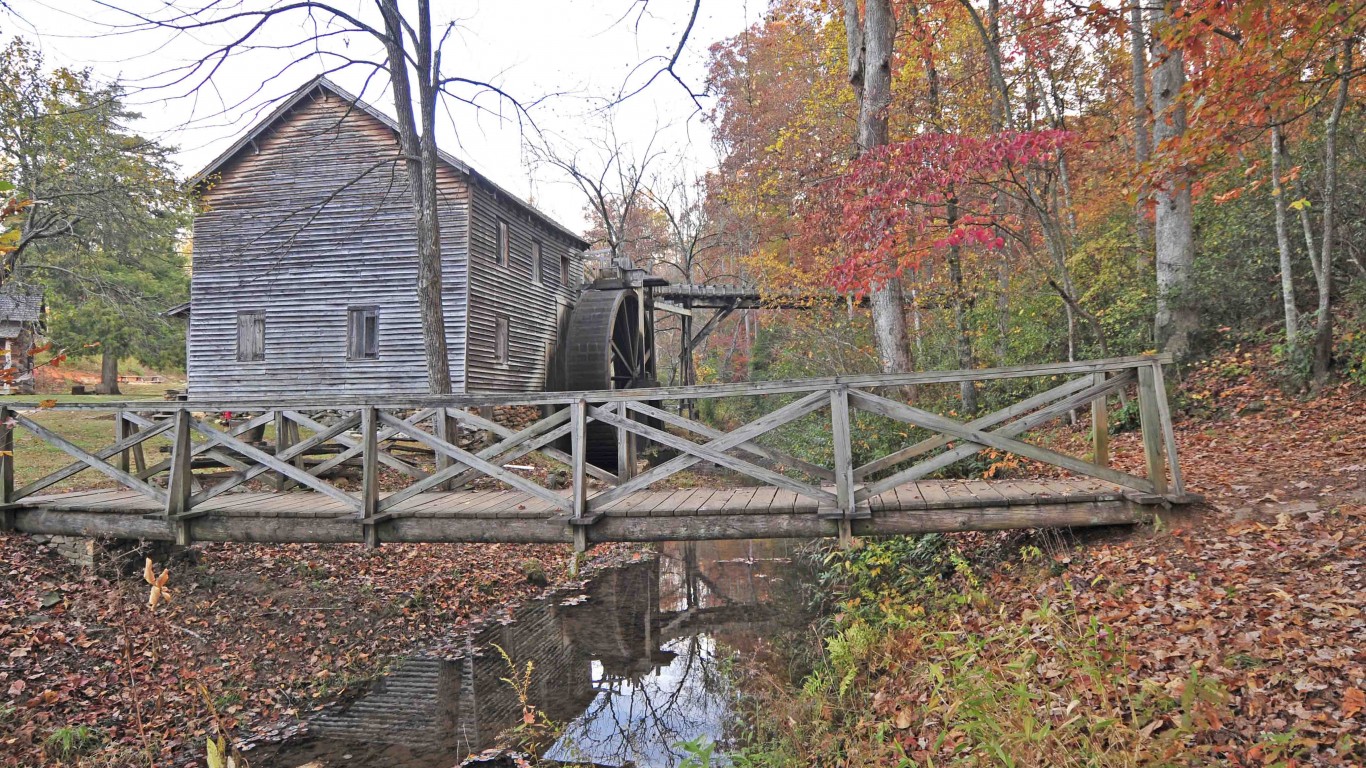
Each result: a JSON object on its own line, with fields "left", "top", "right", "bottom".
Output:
{"left": 347, "top": 307, "right": 379, "bottom": 360}
{"left": 496, "top": 219, "right": 510, "bottom": 266}
{"left": 531, "top": 240, "right": 542, "bottom": 283}
{"left": 560, "top": 253, "right": 572, "bottom": 288}
{"left": 495, "top": 315, "right": 510, "bottom": 366}
{"left": 236, "top": 311, "right": 265, "bottom": 362}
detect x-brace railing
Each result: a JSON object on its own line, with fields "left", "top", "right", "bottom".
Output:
{"left": 0, "top": 355, "right": 1185, "bottom": 549}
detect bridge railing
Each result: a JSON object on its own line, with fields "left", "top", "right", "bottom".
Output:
{"left": 0, "top": 354, "right": 1184, "bottom": 545}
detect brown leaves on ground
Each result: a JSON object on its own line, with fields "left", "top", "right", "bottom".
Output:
{"left": 867, "top": 347, "right": 1366, "bottom": 765}
{"left": 0, "top": 537, "right": 629, "bottom": 767}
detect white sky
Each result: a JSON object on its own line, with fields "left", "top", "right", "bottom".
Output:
{"left": 4, "top": 0, "right": 763, "bottom": 231}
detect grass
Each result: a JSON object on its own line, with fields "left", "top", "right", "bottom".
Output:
{"left": 2, "top": 382, "right": 181, "bottom": 493}
{"left": 731, "top": 539, "right": 1236, "bottom": 767}
{"left": 43, "top": 725, "right": 104, "bottom": 760}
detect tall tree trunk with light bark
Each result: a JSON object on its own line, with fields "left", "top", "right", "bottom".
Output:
{"left": 1131, "top": 1, "right": 1152, "bottom": 258}
{"left": 1270, "top": 125, "right": 1299, "bottom": 354}
{"left": 845, "top": 0, "right": 910, "bottom": 377}
{"left": 1312, "top": 38, "right": 1353, "bottom": 383}
{"left": 1149, "top": 0, "right": 1198, "bottom": 359}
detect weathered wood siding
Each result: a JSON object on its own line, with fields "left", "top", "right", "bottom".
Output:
{"left": 464, "top": 180, "right": 584, "bottom": 392}
{"left": 190, "top": 91, "right": 470, "bottom": 397}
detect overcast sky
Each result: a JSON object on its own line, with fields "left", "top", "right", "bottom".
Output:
{"left": 4, "top": 0, "right": 762, "bottom": 231}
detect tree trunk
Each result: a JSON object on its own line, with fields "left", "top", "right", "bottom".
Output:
{"left": 1149, "top": 0, "right": 1198, "bottom": 359}
{"left": 1131, "top": 1, "right": 1152, "bottom": 258}
{"left": 947, "top": 198, "right": 977, "bottom": 414}
{"left": 845, "top": 0, "right": 910, "bottom": 376}
{"left": 1270, "top": 125, "right": 1300, "bottom": 352}
{"left": 1312, "top": 39, "right": 1353, "bottom": 383}
{"left": 96, "top": 346, "right": 120, "bottom": 396}
{"left": 380, "top": 0, "right": 452, "bottom": 395}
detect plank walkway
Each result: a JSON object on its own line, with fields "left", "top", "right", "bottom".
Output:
{"left": 8, "top": 478, "right": 1161, "bottom": 545}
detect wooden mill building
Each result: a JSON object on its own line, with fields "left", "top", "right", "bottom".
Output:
{"left": 188, "top": 77, "right": 589, "bottom": 398}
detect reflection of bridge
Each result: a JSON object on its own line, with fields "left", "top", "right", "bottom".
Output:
{"left": 261, "top": 542, "right": 808, "bottom": 767}
{"left": 1, "top": 356, "right": 1194, "bottom": 549}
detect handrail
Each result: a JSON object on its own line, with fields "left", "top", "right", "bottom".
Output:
{"left": 0, "top": 355, "right": 1186, "bottom": 548}
{"left": 0, "top": 354, "right": 1172, "bottom": 412}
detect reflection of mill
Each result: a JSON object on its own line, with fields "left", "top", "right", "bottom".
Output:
{"left": 301, "top": 541, "right": 806, "bottom": 767}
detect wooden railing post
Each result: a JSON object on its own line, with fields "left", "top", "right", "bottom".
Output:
{"left": 273, "top": 410, "right": 292, "bottom": 491}
{"left": 1091, "top": 372, "right": 1109, "bottom": 468}
{"left": 433, "top": 408, "right": 459, "bottom": 491}
{"left": 165, "top": 410, "right": 194, "bottom": 545}
{"left": 616, "top": 401, "right": 635, "bottom": 483}
{"left": 361, "top": 407, "right": 380, "bottom": 548}
{"left": 830, "top": 385, "right": 855, "bottom": 547}
{"left": 1136, "top": 363, "right": 1169, "bottom": 497}
{"left": 571, "top": 399, "right": 588, "bottom": 553}
{"left": 1150, "top": 362, "right": 1185, "bottom": 498}
{"left": 0, "top": 406, "right": 13, "bottom": 531}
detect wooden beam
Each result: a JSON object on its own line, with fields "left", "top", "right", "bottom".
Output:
{"left": 11, "top": 419, "right": 174, "bottom": 502}
{"left": 10, "top": 499, "right": 1150, "bottom": 544}
{"left": 165, "top": 411, "right": 194, "bottom": 546}
{"left": 190, "top": 418, "right": 362, "bottom": 511}
{"left": 11, "top": 413, "right": 169, "bottom": 505}
{"left": 589, "top": 404, "right": 838, "bottom": 507}
{"left": 192, "top": 413, "right": 361, "bottom": 505}
{"left": 361, "top": 407, "right": 380, "bottom": 548}
{"left": 1091, "top": 371, "right": 1110, "bottom": 467}
{"left": 855, "top": 375, "right": 1095, "bottom": 481}
{"left": 1137, "top": 364, "right": 1169, "bottom": 496}
{"left": 625, "top": 400, "right": 834, "bottom": 482}
{"left": 1151, "top": 362, "right": 1184, "bottom": 497}
{"left": 377, "top": 411, "right": 570, "bottom": 512}
{"left": 589, "top": 389, "right": 832, "bottom": 508}
{"left": 571, "top": 399, "right": 588, "bottom": 553}
{"left": 0, "top": 406, "right": 12, "bottom": 530}
{"left": 5, "top": 354, "right": 1176, "bottom": 412}
{"left": 654, "top": 301, "right": 692, "bottom": 316}
{"left": 850, "top": 377, "right": 1155, "bottom": 496}
{"left": 286, "top": 409, "right": 431, "bottom": 480}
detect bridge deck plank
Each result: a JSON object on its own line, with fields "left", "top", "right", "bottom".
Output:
{"left": 8, "top": 478, "right": 1190, "bottom": 545}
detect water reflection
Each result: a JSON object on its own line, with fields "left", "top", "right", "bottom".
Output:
{"left": 258, "top": 541, "right": 812, "bottom": 768}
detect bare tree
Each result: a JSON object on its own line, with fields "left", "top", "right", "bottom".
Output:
{"left": 78, "top": 1, "right": 706, "bottom": 394}
{"left": 535, "top": 112, "right": 666, "bottom": 270}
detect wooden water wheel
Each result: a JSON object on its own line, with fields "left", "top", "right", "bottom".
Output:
{"left": 558, "top": 287, "right": 656, "bottom": 471}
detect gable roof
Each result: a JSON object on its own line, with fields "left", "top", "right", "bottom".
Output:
{"left": 0, "top": 283, "right": 43, "bottom": 323}
{"left": 190, "top": 76, "right": 589, "bottom": 249}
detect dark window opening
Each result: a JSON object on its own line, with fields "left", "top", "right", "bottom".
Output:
{"left": 348, "top": 307, "right": 379, "bottom": 360}
{"left": 237, "top": 311, "right": 264, "bottom": 362}
{"left": 495, "top": 315, "right": 510, "bottom": 366}
{"left": 496, "top": 220, "right": 510, "bottom": 266}
{"left": 532, "top": 240, "right": 543, "bottom": 283}
{"left": 560, "top": 254, "right": 572, "bottom": 288}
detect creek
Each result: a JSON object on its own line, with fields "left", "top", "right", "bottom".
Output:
{"left": 250, "top": 539, "right": 819, "bottom": 767}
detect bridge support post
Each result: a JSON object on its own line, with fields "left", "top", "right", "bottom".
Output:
{"left": 831, "top": 385, "right": 855, "bottom": 549}
{"left": 1091, "top": 372, "right": 1109, "bottom": 467}
{"left": 165, "top": 410, "right": 193, "bottom": 546}
{"left": 570, "top": 399, "right": 590, "bottom": 554}
{"left": 1137, "top": 365, "right": 1169, "bottom": 497}
{"left": 0, "top": 406, "right": 13, "bottom": 531}
{"left": 272, "top": 410, "right": 292, "bottom": 491}
{"left": 361, "top": 407, "right": 380, "bottom": 548}
{"left": 433, "top": 409, "right": 459, "bottom": 491}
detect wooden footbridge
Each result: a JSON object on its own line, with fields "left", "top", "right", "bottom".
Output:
{"left": 0, "top": 355, "right": 1192, "bottom": 549}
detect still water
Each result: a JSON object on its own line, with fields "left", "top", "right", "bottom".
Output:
{"left": 251, "top": 540, "right": 817, "bottom": 767}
